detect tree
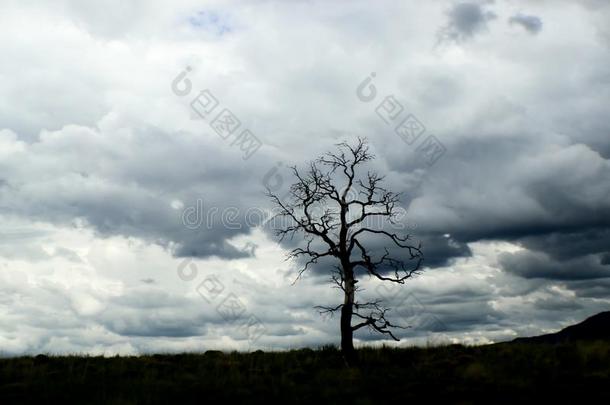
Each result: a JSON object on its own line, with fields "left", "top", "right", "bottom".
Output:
{"left": 266, "top": 138, "right": 424, "bottom": 365}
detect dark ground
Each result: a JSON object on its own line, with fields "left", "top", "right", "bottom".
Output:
{"left": 1, "top": 341, "right": 610, "bottom": 404}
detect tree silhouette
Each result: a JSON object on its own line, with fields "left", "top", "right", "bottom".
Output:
{"left": 266, "top": 138, "right": 423, "bottom": 365}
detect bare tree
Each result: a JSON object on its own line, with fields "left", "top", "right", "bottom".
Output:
{"left": 266, "top": 138, "right": 423, "bottom": 365}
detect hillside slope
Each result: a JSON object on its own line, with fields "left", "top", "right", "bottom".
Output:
{"left": 513, "top": 311, "right": 610, "bottom": 344}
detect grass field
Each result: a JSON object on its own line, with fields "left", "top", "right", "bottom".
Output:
{"left": 2, "top": 341, "right": 610, "bottom": 404}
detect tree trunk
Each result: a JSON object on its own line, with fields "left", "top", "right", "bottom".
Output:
{"left": 340, "top": 268, "right": 357, "bottom": 366}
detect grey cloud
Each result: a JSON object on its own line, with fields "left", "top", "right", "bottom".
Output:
{"left": 433, "top": 301, "right": 505, "bottom": 332}
{"left": 0, "top": 123, "right": 272, "bottom": 260}
{"left": 569, "top": 279, "right": 610, "bottom": 298}
{"left": 103, "top": 312, "right": 205, "bottom": 338}
{"left": 498, "top": 250, "right": 610, "bottom": 280}
{"left": 509, "top": 13, "right": 543, "bottom": 34}
{"left": 439, "top": 2, "right": 497, "bottom": 42}
{"left": 390, "top": 128, "right": 610, "bottom": 274}
{"left": 534, "top": 296, "right": 583, "bottom": 311}
{"left": 518, "top": 229, "right": 610, "bottom": 262}
{"left": 418, "top": 234, "right": 471, "bottom": 268}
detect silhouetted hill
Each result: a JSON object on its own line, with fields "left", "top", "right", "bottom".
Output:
{"left": 513, "top": 311, "right": 610, "bottom": 344}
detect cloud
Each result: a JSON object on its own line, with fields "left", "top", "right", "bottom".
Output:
{"left": 509, "top": 13, "right": 543, "bottom": 34}
{"left": 498, "top": 250, "right": 610, "bottom": 280}
{"left": 438, "top": 2, "right": 497, "bottom": 42}
{"left": 188, "top": 10, "right": 232, "bottom": 36}
{"left": 0, "top": 0, "right": 609, "bottom": 354}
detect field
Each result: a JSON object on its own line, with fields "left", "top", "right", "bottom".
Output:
{"left": 2, "top": 342, "right": 610, "bottom": 404}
